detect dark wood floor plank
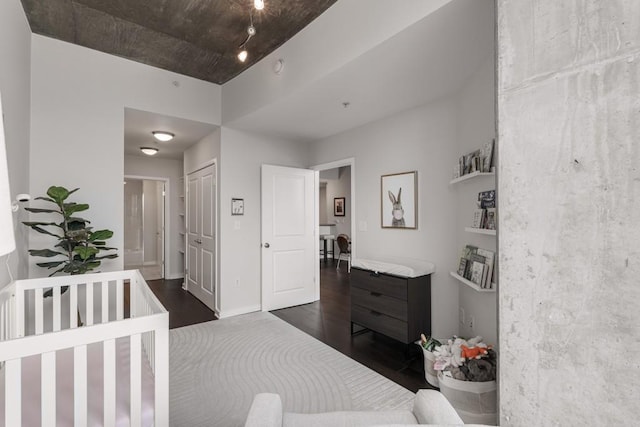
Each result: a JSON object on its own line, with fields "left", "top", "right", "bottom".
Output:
{"left": 146, "top": 278, "right": 216, "bottom": 329}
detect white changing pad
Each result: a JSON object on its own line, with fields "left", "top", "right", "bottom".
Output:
{"left": 351, "top": 257, "right": 435, "bottom": 278}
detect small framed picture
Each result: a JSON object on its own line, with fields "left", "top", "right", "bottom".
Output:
{"left": 231, "top": 198, "right": 244, "bottom": 215}
{"left": 334, "top": 197, "right": 345, "bottom": 216}
{"left": 381, "top": 171, "right": 417, "bottom": 229}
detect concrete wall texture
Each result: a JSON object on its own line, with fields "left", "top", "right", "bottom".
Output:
{"left": 497, "top": 1, "right": 640, "bottom": 425}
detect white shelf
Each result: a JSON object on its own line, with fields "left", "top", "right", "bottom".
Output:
{"left": 179, "top": 213, "right": 185, "bottom": 217}
{"left": 449, "top": 171, "right": 494, "bottom": 185}
{"left": 179, "top": 232, "right": 185, "bottom": 236}
{"left": 465, "top": 227, "right": 496, "bottom": 236}
{"left": 178, "top": 249, "right": 184, "bottom": 254}
{"left": 450, "top": 271, "right": 495, "bottom": 293}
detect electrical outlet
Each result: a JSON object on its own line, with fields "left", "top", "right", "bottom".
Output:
{"left": 468, "top": 315, "right": 475, "bottom": 330}
{"left": 459, "top": 308, "right": 465, "bottom": 325}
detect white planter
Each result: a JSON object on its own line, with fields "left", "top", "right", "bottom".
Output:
{"left": 438, "top": 372, "right": 497, "bottom": 425}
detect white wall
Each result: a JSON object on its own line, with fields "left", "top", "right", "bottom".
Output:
{"left": 124, "top": 155, "right": 184, "bottom": 279}
{"left": 142, "top": 180, "right": 158, "bottom": 263}
{"left": 308, "top": 100, "right": 460, "bottom": 339}
{"left": 319, "top": 186, "right": 328, "bottom": 224}
{"left": 455, "top": 58, "right": 497, "bottom": 346}
{"left": 29, "top": 35, "right": 221, "bottom": 277}
{"left": 218, "top": 128, "right": 308, "bottom": 317}
{"left": 0, "top": 0, "right": 31, "bottom": 287}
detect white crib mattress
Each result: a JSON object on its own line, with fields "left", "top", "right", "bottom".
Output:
{"left": 0, "top": 336, "right": 155, "bottom": 427}
{"left": 351, "top": 257, "right": 436, "bottom": 278}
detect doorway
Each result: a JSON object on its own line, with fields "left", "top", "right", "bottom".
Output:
{"left": 124, "top": 177, "right": 166, "bottom": 281}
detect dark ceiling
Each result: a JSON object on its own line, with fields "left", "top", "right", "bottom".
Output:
{"left": 20, "top": 0, "right": 337, "bottom": 85}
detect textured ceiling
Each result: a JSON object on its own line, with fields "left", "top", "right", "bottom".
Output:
{"left": 20, "top": 0, "right": 337, "bottom": 84}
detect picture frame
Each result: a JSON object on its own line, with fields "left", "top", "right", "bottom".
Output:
{"left": 231, "top": 198, "right": 244, "bottom": 215}
{"left": 381, "top": 171, "right": 417, "bottom": 229}
{"left": 334, "top": 197, "right": 345, "bottom": 216}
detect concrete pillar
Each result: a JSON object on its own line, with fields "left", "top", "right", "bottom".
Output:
{"left": 497, "top": 1, "right": 640, "bottom": 425}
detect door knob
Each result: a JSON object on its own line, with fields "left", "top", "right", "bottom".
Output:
{"left": 195, "top": 239, "right": 202, "bottom": 244}
{"left": 263, "top": 243, "right": 270, "bottom": 248}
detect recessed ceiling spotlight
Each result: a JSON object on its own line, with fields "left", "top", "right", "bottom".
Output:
{"left": 140, "top": 147, "right": 159, "bottom": 156}
{"left": 152, "top": 131, "right": 174, "bottom": 142}
{"left": 254, "top": 0, "right": 265, "bottom": 10}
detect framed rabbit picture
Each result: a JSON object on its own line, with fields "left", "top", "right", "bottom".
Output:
{"left": 381, "top": 171, "right": 417, "bottom": 229}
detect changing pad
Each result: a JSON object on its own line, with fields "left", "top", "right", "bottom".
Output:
{"left": 351, "top": 257, "right": 435, "bottom": 278}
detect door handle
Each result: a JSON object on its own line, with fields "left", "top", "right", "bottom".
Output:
{"left": 263, "top": 243, "right": 270, "bottom": 248}
{"left": 195, "top": 239, "right": 202, "bottom": 244}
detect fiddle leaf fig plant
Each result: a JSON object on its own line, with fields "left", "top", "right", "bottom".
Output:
{"left": 23, "top": 186, "right": 118, "bottom": 286}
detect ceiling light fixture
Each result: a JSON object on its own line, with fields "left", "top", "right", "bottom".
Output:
{"left": 140, "top": 147, "right": 159, "bottom": 156}
{"left": 254, "top": 0, "right": 265, "bottom": 11}
{"left": 152, "top": 131, "right": 174, "bottom": 142}
{"left": 238, "top": 49, "right": 248, "bottom": 62}
{"left": 237, "top": 6, "right": 260, "bottom": 62}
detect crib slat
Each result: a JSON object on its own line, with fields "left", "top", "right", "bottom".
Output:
{"left": 104, "top": 338, "right": 116, "bottom": 427}
{"left": 15, "top": 288, "right": 24, "bottom": 337}
{"left": 42, "top": 351, "right": 56, "bottom": 426}
{"left": 70, "top": 285, "right": 78, "bottom": 328}
{"left": 53, "top": 286, "right": 61, "bottom": 332}
{"left": 102, "top": 280, "right": 109, "bottom": 323}
{"left": 5, "top": 359, "right": 21, "bottom": 426}
{"left": 130, "top": 333, "right": 142, "bottom": 427}
{"left": 155, "top": 327, "right": 169, "bottom": 427}
{"left": 116, "top": 279, "right": 124, "bottom": 320}
{"left": 86, "top": 282, "right": 94, "bottom": 326}
{"left": 35, "top": 288, "right": 44, "bottom": 334}
{"left": 74, "top": 345, "right": 88, "bottom": 427}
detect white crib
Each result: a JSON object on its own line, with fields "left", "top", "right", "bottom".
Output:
{"left": 0, "top": 270, "right": 168, "bottom": 426}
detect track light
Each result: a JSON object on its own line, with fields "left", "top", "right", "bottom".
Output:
{"left": 140, "top": 147, "right": 159, "bottom": 156}
{"left": 254, "top": 0, "right": 265, "bottom": 10}
{"left": 152, "top": 131, "right": 174, "bottom": 142}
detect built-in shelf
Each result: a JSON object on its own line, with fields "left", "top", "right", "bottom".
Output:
{"left": 464, "top": 227, "right": 496, "bottom": 236}
{"left": 450, "top": 271, "right": 495, "bottom": 293}
{"left": 449, "top": 171, "right": 494, "bottom": 185}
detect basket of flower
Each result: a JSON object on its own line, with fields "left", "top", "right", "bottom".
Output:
{"left": 431, "top": 336, "right": 497, "bottom": 425}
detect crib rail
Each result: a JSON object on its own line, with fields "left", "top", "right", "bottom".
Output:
{"left": 0, "top": 270, "right": 168, "bottom": 427}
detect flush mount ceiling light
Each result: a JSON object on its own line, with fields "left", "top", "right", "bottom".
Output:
{"left": 152, "top": 131, "right": 174, "bottom": 142}
{"left": 140, "top": 147, "right": 159, "bottom": 156}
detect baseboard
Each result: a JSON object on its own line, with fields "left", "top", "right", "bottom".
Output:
{"left": 164, "top": 273, "right": 184, "bottom": 280}
{"left": 217, "top": 304, "right": 261, "bottom": 319}
{"left": 143, "top": 261, "right": 157, "bottom": 266}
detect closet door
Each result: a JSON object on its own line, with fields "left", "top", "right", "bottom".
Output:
{"left": 186, "top": 164, "right": 216, "bottom": 310}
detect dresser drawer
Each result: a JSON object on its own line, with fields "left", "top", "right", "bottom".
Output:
{"left": 351, "top": 304, "right": 408, "bottom": 343}
{"left": 350, "top": 287, "right": 407, "bottom": 321}
{"left": 350, "top": 267, "right": 408, "bottom": 300}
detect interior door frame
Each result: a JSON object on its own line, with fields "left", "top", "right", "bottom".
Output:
{"left": 124, "top": 175, "right": 170, "bottom": 278}
{"left": 310, "top": 157, "right": 356, "bottom": 260}
{"left": 185, "top": 158, "right": 218, "bottom": 314}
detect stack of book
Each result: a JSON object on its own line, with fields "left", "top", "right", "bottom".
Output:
{"left": 453, "top": 139, "right": 494, "bottom": 179}
{"left": 456, "top": 245, "right": 495, "bottom": 289}
{"left": 471, "top": 189, "right": 496, "bottom": 230}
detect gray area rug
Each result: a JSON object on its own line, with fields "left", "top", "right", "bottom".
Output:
{"left": 169, "top": 311, "right": 415, "bottom": 426}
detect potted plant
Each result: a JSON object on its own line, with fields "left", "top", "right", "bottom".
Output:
{"left": 23, "top": 186, "right": 118, "bottom": 295}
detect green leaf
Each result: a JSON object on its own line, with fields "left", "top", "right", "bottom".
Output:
{"left": 47, "top": 186, "right": 71, "bottom": 204}
{"left": 89, "top": 229, "right": 113, "bottom": 241}
{"left": 29, "top": 226, "right": 62, "bottom": 238}
{"left": 96, "top": 254, "right": 118, "bottom": 260}
{"left": 36, "top": 261, "right": 66, "bottom": 269}
{"left": 28, "top": 249, "right": 65, "bottom": 257}
{"left": 55, "top": 240, "right": 78, "bottom": 252}
{"left": 34, "top": 196, "right": 55, "bottom": 203}
{"left": 68, "top": 216, "right": 90, "bottom": 224}
{"left": 74, "top": 246, "right": 99, "bottom": 260}
{"left": 24, "top": 207, "right": 59, "bottom": 214}
{"left": 22, "top": 221, "right": 61, "bottom": 228}
{"left": 63, "top": 203, "right": 89, "bottom": 217}
{"left": 67, "top": 219, "right": 87, "bottom": 231}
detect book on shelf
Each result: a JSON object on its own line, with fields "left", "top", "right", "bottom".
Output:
{"left": 477, "top": 248, "right": 495, "bottom": 288}
{"left": 457, "top": 258, "right": 468, "bottom": 277}
{"left": 472, "top": 209, "right": 486, "bottom": 228}
{"left": 478, "top": 190, "right": 495, "bottom": 209}
{"left": 470, "top": 261, "right": 485, "bottom": 285}
{"left": 480, "top": 140, "right": 495, "bottom": 173}
{"left": 485, "top": 208, "right": 496, "bottom": 230}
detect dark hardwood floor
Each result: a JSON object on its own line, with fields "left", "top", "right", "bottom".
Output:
{"left": 272, "top": 259, "right": 432, "bottom": 393}
{"left": 146, "top": 278, "right": 217, "bottom": 329}
{"left": 147, "top": 264, "right": 431, "bottom": 392}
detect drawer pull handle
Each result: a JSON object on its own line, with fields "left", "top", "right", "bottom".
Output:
{"left": 370, "top": 310, "right": 382, "bottom": 316}
{"left": 370, "top": 292, "right": 382, "bottom": 297}
{"left": 370, "top": 271, "right": 380, "bottom": 277}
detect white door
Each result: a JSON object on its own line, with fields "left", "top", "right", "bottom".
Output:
{"left": 261, "top": 165, "right": 319, "bottom": 311}
{"left": 186, "top": 164, "right": 216, "bottom": 310}
{"left": 156, "top": 182, "right": 165, "bottom": 278}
